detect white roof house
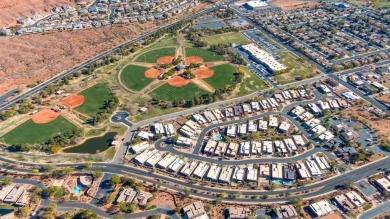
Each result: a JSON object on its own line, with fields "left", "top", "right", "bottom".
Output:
{"left": 219, "top": 166, "right": 234, "bottom": 183}
{"left": 145, "top": 151, "right": 163, "bottom": 167}
{"left": 312, "top": 125, "right": 326, "bottom": 135}
{"left": 278, "top": 121, "right": 291, "bottom": 132}
{"left": 242, "top": 44, "right": 287, "bottom": 72}
{"left": 137, "top": 131, "right": 154, "bottom": 140}
{"left": 282, "top": 90, "right": 292, "bottom": 100}
{"left": 154, "top": 122, "right": 165, "bottom": 135}
{"left": 274, "top": 140, "right": 288, "bottom": 154}
{"left": 133, "top": 149, "right": 158, "bottom": 164}
{"left": 226, "top": 125, "right": 237, "bottom": 137}
{"left": 271, "top": 163, "right": 283, "bottom": 180}
{"left": 305, "top": 118, "right": 321, "bottom": 128}
{"left": 267, "top": 98, "right": 278, "bottom": 108}
{"left": 204, "top": 140, "right": 218, "bottom": 155}
{"left": 284, "top": 138, "right": 297, "bottom": 153}
{"left": 319, "top": 85, "right": 331, "bottom": 93}
{"left": 292, "top": 135, "right": 305, "bottom": 146}
{"left": 226, "top": 142, "right": 239, "bottom": 157}
{"left": 157, "top": 154, "right": 177, "bottom": 169}
{"left": 167, "top": 158, "right": 185, "bottom": 172}
{"left": 246, "top": 167, "right": 258, "bottom": 182}
{"left": 318, "top": 130, "right": 334, "bottom": 142}
{"left": 164, "top": 124, "right": 176, "bottom": 137}
{"left": 240, "top": 142, "right": 251, "bottom": 156}
{"left": 242, "top": 103, "right": 252, "bottom": 114}
{"left": 258, "top": 120, "right": 268, "bottom": 131}
{"left": 269, "top": 116, "right": 278, "bottom": 127}
{"left": 193, "top": 162, "right": 210, "bottom": 178}
{"left": 185, "top": 120, "right": 201, "bottom": 131}
{"left": 203, "top": 111, "right": 216, "bottom": 123}
{"left": 176, "top": 136, "right": 193, "bottom": 146}
{"left": 260, "top": 99, "right": 270, "bottom": 109}
{"left": 232, "top": 166, "right": 245, "bottom": 181}
{"left": 3, "top": 186, "right": 24, "bottom": 203}
{"left": 329, "top": 99, "right": 340, "bottom": 109}
{"left": 206, "top": 164, "right": 222, "bottom": 181}
{"left": 309, "top": 200, "right": 333, "bottom": 217}
{"left": 116, "top": 188, "right": 137, "bottom": 203}
{"left": 291, "top": 105, "right": 306, "bottom": 116}
{"left": 298, "top": 111, "right": 314, "bottom": 122}
{"left": 212, "top": 109, "right": 223, "bottom": 120}
{"left": 180, "top": 125, "right": 197, "bottom": 138}
{"left": 305, "top": 160, "right": 322, "bottom": 176}
{"left": 263, "top": 141, "right": 273, "bottom": 154}
{"left": 296, "top": 162, "right": 311, "bottom": 179}
{"left": 180, "top": 161, "right": 198, "bottom": 176}
{"left": 251, "top": 102, "right": 261, "bottom": 111}
{"left": 345, "top": 191, "right": 366, "bottom": 208}
{"left": 318, "top": 101, "right": 330, "bottom": 111}
{"left": 247, "top": 120, "right": 257, "bottom": 132}
{"left": 308, "top": 103, "right": 322, "bottom": 114}
{"left": 224, "top": 107, "right": 234, "bottom": 117}
{"left": 274, "top": 93, "right": 285, "bottom": 102}
{"left": 251, "top": 141, "right": 262, "bottom": 155}
{"left": 193, "top": 114, "right": 207, "bottom": 124}
{"left": 131, "top": 141, "right": 151, "bottom": 154}
{"left": 314, "top": 156, "right": 330, "bottom": 170}
{"left": 238, "top": 123, "right": 248, "bottom": 135}
{"left": 214, "top": 141, "right": 228, "bottom": 156}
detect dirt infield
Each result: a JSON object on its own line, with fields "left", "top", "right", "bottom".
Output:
{"left": 61, "top": 94, "right": 85, "bottom": 108}
{"left": 157, "top": 56, "right": 174, "bottom": 64}
{"left": 186, "top": 56, "right": 203, "bottom": 64}
{"left": 31, "top": 108, "right": 61, "bottom": 124}
{"left": 194, "top": 67, "right": 214, "bottom": 79}
{"left": 167, "top": 76, "right": 190, "bottom": 87}
{"left": 145, "top": 68, "right": 163, "bottom": 79}
{"left": 270, "top": 0, "right": 319, "bottom": 10}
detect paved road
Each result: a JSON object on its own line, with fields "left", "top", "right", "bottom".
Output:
{"left": 0, "top": 89, "right": 19, "bottom": 103}
{"left": 358, "top": 201, "right": 390, "bottom": 219}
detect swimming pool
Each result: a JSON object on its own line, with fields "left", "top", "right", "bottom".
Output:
{"left": 284, "top": 180, "right": 293, "bottom": 186}
{"left": 72, "top": 185, "right": 82, "bottom": 195}
{"left": 214, "top": 135, "right": 223, "bottom": 141}
{"left": 272, "top": 180, "right": 283, "bottom": 185}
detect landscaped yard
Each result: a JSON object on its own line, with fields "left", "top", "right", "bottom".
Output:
{"left": 274, "top": 51, "right": 315, "bottom": 85}
{"left": 120, "top": 65, "right": 154, "bottom": 91}
{"left": 205, "top": 64, "right": 236, "bottom": 90}
{"left": 236, "top": 66, "right": 269, "bottom": 96}
{"left": 1, "top": 117, "right": 77, "bottom": 145}
{"left": 185, "top": 47, "right": 225, "bottom": 62}
{"left": 135, "top": 47, "right": 176, "bottom": 63}
{"left": 202, "top": 32, "right": 250, "bottom": 45}
{"left": 149, "top": 83, "right": 209, "bottom": 101}
{"left": 75, "top": 83, "right": 113, "bottom": 117}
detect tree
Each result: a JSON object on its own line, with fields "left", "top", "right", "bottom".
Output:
{"left": 92, "top": 170, "right": 103, "bottom": 179}
{"left": 104, "top": 193, "right": 116, "bottom": 204}
{"left": 110, "top": 175, "right": 121, "bottom": 187}
{"left": 83, "top": 162, "right": 92, "bottom": 168}
{"left": 183, "top": 188, "right": 190, "bottom": 198}
{"left": 220, "top": 191, "right": 227, "bottom": 198}
{"left": 44, "top": 186, "right": 62, "bottom": 197}
{"left": 31, "top": 187, "right": 42, "bottom": 204}
{"left": 1, "top": 177, "right": 12, "bottom": 186}
{"left": 118, "top": 201, "right": 138, "bottom": 213}
{"left": 343, "top": 181, "right": 355, "bottom": 189}
{"left": 18, "top": 206, "right": 30, "bottom": 217}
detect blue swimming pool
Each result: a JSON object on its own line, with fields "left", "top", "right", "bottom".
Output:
{"left": 272, "top": 180, "right": 283, "bottom": 185}
{"left": 72, "top": 185, "right": 82, "bottom": 195}
{"left": 214, "top": 135, "right": 223, "bottom": 141}
{"left": 284, "top": 180, "right": 293, "bottom": 186}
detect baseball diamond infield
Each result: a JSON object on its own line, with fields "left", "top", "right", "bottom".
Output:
{"left": 31, "top": 108, "right": 61, "bottom": 124}
{"left": 167, "top": 75, "right": 190, "bottom": 87}
{"left": 193, "top": 67, "right": 214, "bottom": 79}
{"left": 145, "top": 68, "right": 163, "bottom": 79}
{"left": 185, "top": 56, "right": 203, "bottom": 64}
{"left": 157, "top": 56, "right": 175, "bottom": 64}
{"left": 61, "top": 94, "right": 85, "bottom": 108}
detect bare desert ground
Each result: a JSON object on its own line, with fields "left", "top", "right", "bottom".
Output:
{"left": 0, "top": 24, "right": 144, "bottom": 95}
{"left": 0, "top": 0, "right": 91, "bottom": 28}
{"left": 270, "top": 0, "right": 320, "bottom": 10}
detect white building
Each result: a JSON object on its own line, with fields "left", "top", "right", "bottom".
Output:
{"left": 258, "top": 120, "right": 268, "bottom": 131}
{"left": 242, "top": 43, "right": 287, "bottom": 72}
{"left": 204, "top": 139, "right": 218, "bottom": 155}
{"left": 274, "top": 140, "right": 288, "bottom": 154}
{"left": 251, "top": 141, "right": 262, "bottom": 155}
{"left": 214, "top": 142, "right": 228, "bottom": 156}
{"left": 193, "top": 162, "right": 210, "bottom": 178}
{"left": 251, "top": 102, "right": 261, "bottom": 111}
{"left": 282, "top": 90, "right": 292, "bottom": 100}
{"left": 137, "top": 131, "right": 154, "bottom": 140}
{"left": 247, "top": 120, "right": 257, "bottom": 132}
{"left": 180, "top": 125, "right": 197, "bottom": 138}
{"left": 308, "top": 103, "right": 322, "bottom": 114}
{"left": 271, "top": 163, "right": 283, "bottom": 180}
{"left": 242, "top": 103, "right": 252, "bottom": 114}
{"left": 269, "top": 116, "right": 278, "bottom": 128}
{"left": 219, "top": 166, "right": 234, "bottom": 183}
{"left": 260, "top": 99, "right": 270, "bottom": 110}
{"left": 263, "top": 141, "right": 273, "bottom": 154}
{"left": 309, "top": 200, "right": 333, "bottom": 217}
{"left": 206, "top": 164, "right": 222, "bottom": 181}
{"left": 284, "top": 138, "right": 297, "bottom": 153}
{"left": 296, "top": 162, "right": 311, "bottom": 179}
{"left": 246, "top": 167, "right": 258, "bottom": 182}
{"left": 180, "top": 161, "right": 198, "bottom": 176}
{"left": 305, "top": 160, "right": 322, "bottom": 176}
{"left": 133, "top": 149, "right": 158, "bottom": 164}
{"left": 226, "top": 142, "right": 239, "bottom": 157}
{"left": 167, "top": 158, "right": 185, "bottom": 172}
{"left": 176, "top": 136, "right": 193, "bottom": 147}
{"left": 157, "top": 154, "right": 176, "bottom": 169}
{"left": 193, "top": 114, "right": 207, "bottom": 124}
{"left": 131, "top": 141, "right": 151, "bottom": 154}
{"left": 279, "top": 121, "right": 291, "bottom": 132}
{"left": 154, "top": 122, "right": 165, "bottom": 135}
{"left": 291, "top": 105, "right": 306, "bottom": 116}
{"left": 232, "top": 166, "right": 245, "bottom": 181}
{"left": 238, "top": 123, "right": 247, "bottom": 135}
{"left": 144, "top": 151, "right": 163, "bottom": 167}
{"left": 314, "top": 156, "right": 330, "bottom": 170}
{"left": 292, "top": 135, "right": 305, "bottom": 146}
{"left": 305, "top": 118, "right": 321, "bottom": 129}
{"left": 240, "top": 142, "right": 251, "bottom": 156}
{"left": 212, "top": 109, "right": 223, "bottom": 120}
{"left": 164, "top": 124, "right": 176, "bottom": 137}
{"left": 226, "top": 125, "right": 237, "bottom": 137}
{"left": 203, "top": 111, "right": 217, "bottom": 123}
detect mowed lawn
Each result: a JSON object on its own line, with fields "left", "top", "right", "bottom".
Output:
{"left": 202, "top": 32, "right": 250, "bottom": 45}
{"left": 1, "top": 117, "right": 76, "bottom": 145}
{"left": 205, "top": 64, "right": 236, "bottom": 90}
{"left": 275, "top": 51, "right": 315, "bottom": 85}
{"left": 185, "top": 48, "right": 224, "bottom": 62}
{"left": 237, "top": 66, "right": 269, "bottom": 96}
{"left": 75, "top": 83, "right": 113, "bottom": 117}
{"left": 120, "top": 65, "right": 154, "bottom": 91}
{"left": 150, "top": 83, "right": 209, "bottom": 101}
{"left": 135, "top": 48, "right": 176, "bottom": 63}
{"left": 148, "top": 33, "right": 177, "bottom": 49}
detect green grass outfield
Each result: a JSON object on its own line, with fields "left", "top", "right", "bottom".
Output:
{"left": 1, "top": 116, "right": 77, "bottom": 145}
{"left": 275, "top": 51, "right": 315, "bottom": 85}
{"left": 120, "top": 65, "right": 154, "bottom": 91}
{"left": 205, "top": 64, "right": 236, "bottom": 90}
{"left": 185, "top": 48, "right": 224, "bottom": 62}
{"left": 149, "top": 83, "right": 209, "bottom": 101}
{"left": 147, "top": 33, "right": 177, "bottom": 50}
{"left": 135, "top": 48, "right": 176, "bottom": 63}
{"left": 75, "top": 83, "right": 113, "bottom": 117}
{"left": 202, "top": 32, "right": 250, "bottom": 45}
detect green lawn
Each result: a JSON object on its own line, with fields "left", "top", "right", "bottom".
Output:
{"left": 237, "top": 66, "right": 269, "bottom": 96}
{"left": 149, "top": 83, "right": 209, "bottom": 101}
{"left": 135, "top": 48, "right": 176, "bottom": 63}
{"left": 75, "top": 83, "right": 113, "bottom": 117}
{"left": 120, "top": 65, "right": 154, "bottom": 91}
{"left": 147, "top": 33, "right": 177, "bottom": 49}
{"left": 375, "top": 0, "right": 390, "bottom": 7}
{"left": 202, "top": 32, "right": 250, "bottom": 45}
{"left": 274, "top": 51, "right": 315, "bottom": 85}
{"left": 205, "top": 64, "right": 236, "bottom": 90}
{"left": 185, "top": 48, "right": 225, "bottom": 62}
{"left": 1, "top": 116, "right": 77, "bottom": 145}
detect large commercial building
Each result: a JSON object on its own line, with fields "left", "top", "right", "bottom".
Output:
{"left": 242, "top": 43, "right": 287, "bottom": 73}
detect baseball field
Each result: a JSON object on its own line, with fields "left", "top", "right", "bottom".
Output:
{"left": 1, "top": 116, "right": 77, "bottom": 145}
{"left": 185, "top": 48, "right": 224, "bottom": 62}
{"left": 120, "top": 65, "right": 154, "bottom": 91}
{"left": 202, "top": 32, "right": 250, "bottom": 45}
{"left": 205, "top": 64, "right": 237, "bottom": 90}
{"left": 135, "top": 47, "right": 176, "bottom": 63}
{"left": 150, "top": 83, "right": 209, "bottom": 101}
{"left": 75, "top": 83, "right": 113, "bottom": 117}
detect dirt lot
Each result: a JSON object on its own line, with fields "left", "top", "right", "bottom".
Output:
{"left": 0, "top": 25, "right": 144, "bottom": 95}
{"left": 0, "top": 0, "right": 91, "bottom": 28}
{"left": 270, "top": 0, "right": 320, "bottom": 10}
